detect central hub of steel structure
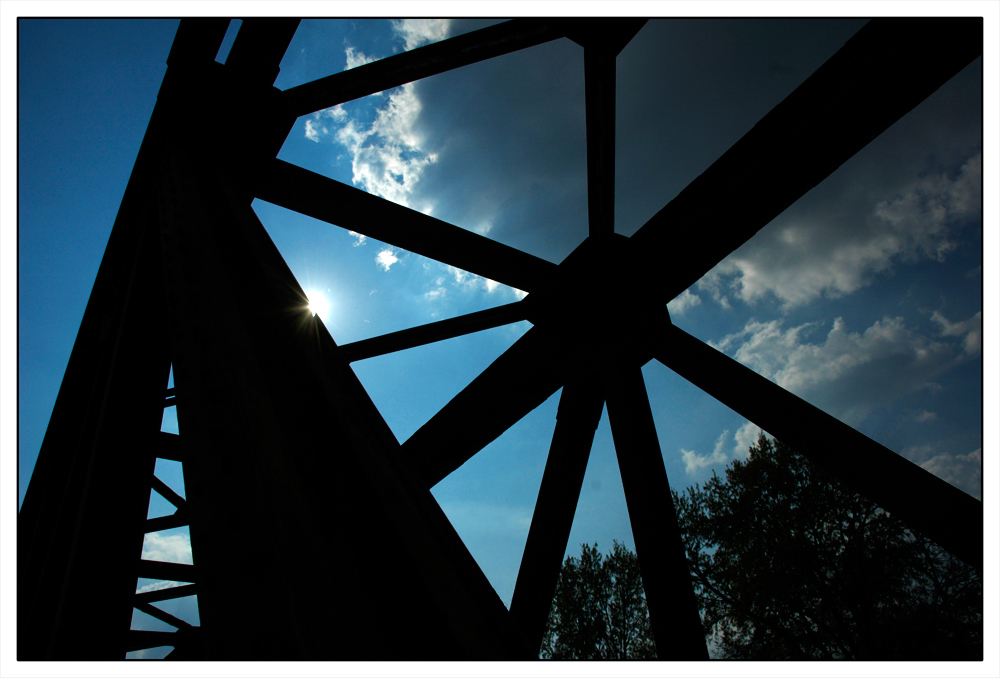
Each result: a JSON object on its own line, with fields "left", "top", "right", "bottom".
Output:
{"left": 18, "top": 17, "right": 982, "bottom": 661}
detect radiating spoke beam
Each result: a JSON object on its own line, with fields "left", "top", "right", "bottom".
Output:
{"left": 401, "top": 325, "right": 569, "bottom": 488}
{"left": 509, "top": 378, "right": 605, "bottom": 653}
{"left": 631, "top": 18, "right": 982, "bottom": 304}
{"left": 584, "top": 47, "right": 616, "bottom": 238}
{"left": 604, "top": 363, "right": 708, "bottom": 660}
{"left": 135, "top": 601, "right": 193, "bottom": 629}
{"left": 340, "top": 301, "right": 528, "bottom": 363}
{"left": 257, "top": 159, "right": 558, "bottom": 294}
{"left": 572, "top": 19, "right": 646, "bottom": 238}
{"left": 281, "top": 19, "right": 568, "bottom": 117}
{"left": 656, "top": 323, "right": 983, "bottom": 570}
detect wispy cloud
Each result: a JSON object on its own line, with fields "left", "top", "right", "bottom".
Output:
{"left": 141, "top": 530, "right": 193, "bottom": 565}
{"left": 333, "top": 84, "right": 439, "bottom": 210}
{"left": 906, "top": 445, "right": 982, "bottom": 499}
{"left": 681, "top": 429, "right": 729, "bottom": 475}
{"left": 136, "top": 580, "right": 184, "bottom": 594}
{"left": 919, "top": 448, "right": 982, "bottom": 499}
{"left": 304, "top": 106, "right": 347, "bottom": 143}
{"left": 392, "top": 19, "right": 451, "bottom": 51}
{"left": 303, "top": 28, "right": 448, "bottom": 218}
{"left": 344, "top": 45, "right": 375, "bottom": 70}
{"left": 712, "top": 315, "right": 968, "bottom": 427}
{"left": 445, "top": 264, "right": 517, "bottom": 299}
{"left": 699, "top": 152, "right": 982, "bottom": 309}
{"left": 931, "top": 310, "right": 981, "bottom": 355}
{"left": 732, "top": 420, "right": 764, "bottom": 458}
{"left": 667, "top": 288, "right": 702, "bottom": 315}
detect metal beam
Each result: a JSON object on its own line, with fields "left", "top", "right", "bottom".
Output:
{"left": 400, "top": 325, "right": 569, "bottom": 488}
{"left": 281, "top": 19, "right": 568, "bottom": 117}
{"left": 135, "top": 601, "right": 193, "bottom": 629}
{"left": 137, "top": 560, "right": 197, "bottom": 583}
{"left": 509, "top": 378, "right": 604, "bottom": 654}
{"left": 631, "top": 18, "right": 983, "bottom": 304}
{"left": 125, "top": 630, "right": 181, "bottom": 653}
{"left": 156, "top": 143, "right": 535, "bottom": 659}
{"left": 157, "top": 431, "right": 187, "bottom": 462}
{"left": 17, "top": 193, "right": 171, "bottom": 659}
{"left": 574, "top": 20, "right": 646, "bottom": 238}
{"left": 145, "top": 511, "right": 189, "bottom": 534}
{"left": 656, "top": 323, "right": 983, "bottom": 570}
{"left": 584, "top": 46, "right": 616, "bottom": 238}
{"left": 340, "top": 301, "right": 528, "bottom": 362}
{"left": 604, "top": 363, "right": 708, "bottom": 660}
{"left": 151, "top": 475, "right": 186, "bottom": 510}
{"left": 166, "top": 18, "right": 231, "bottom": 68}
{"left": 256, "top": 159, "right": 558, "bottom": 294}
{"left": 223, "top": 18, "right": 300, "bottom": 86}
{"left": 134, "top": 584, "right": 198, "bottom": 604}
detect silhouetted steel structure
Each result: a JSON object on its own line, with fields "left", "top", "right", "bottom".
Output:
{"left": 18, "top": 17, "right": 983, "bottom": 660}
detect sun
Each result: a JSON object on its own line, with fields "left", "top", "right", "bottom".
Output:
{"left": 305, "top": 289, "right": 328, "bottom": 318}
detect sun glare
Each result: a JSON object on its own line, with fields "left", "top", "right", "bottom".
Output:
{"left": 305, "top": 290, "right": 328, "bottom": 318}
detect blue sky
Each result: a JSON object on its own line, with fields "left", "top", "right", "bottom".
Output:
{"left": 8, "top": 11, "right": 996, "bottom": 667}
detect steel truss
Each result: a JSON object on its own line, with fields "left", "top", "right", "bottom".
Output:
{"left": 18, "top": 17, "right": 982, "bottom": 660}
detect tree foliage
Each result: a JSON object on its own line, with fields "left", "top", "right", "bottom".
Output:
{"left": 673, "top": 433, "right": 982, "bottom": 660}
{"left": 540, "top": 542, "right": 656, "bottom": 659}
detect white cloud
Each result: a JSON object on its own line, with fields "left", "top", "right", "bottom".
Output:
{"left": 136, "top": 580, "right": 183, "bottom": 594}
{"left": 667, "top": 288, "right": 702, "bottom": 315}
{"left": 919, "top": 448, "right": 982, "bottom": 499}
{"left": 375, "top": 248, "right": 399, "bottom": 271}
{"left": 699, "top": 152, "right": 982, "bottom": 309}
{"left": 333, "top": 83, "right": 439, "bottom": 211}
{"left": 303, "top": 106, "right": 347, "bottom": 143}
{"left": 732, "top": 420, "right": 764, "bottom": 458}
{"left": 424, "top": 286, "right": 447, "bottom": 301}
{"left": 304, "top": 119, "right": 322, "bottom": 142}
{"left": 344, "top": 45, "right": 375, "bottom": 70}
{"left": 348, "top": 231, "right": 366, "bottom": 246}
{"left": 141, "top": 531, "right": 193, "bottom": 565}
{"left": 442, "top": 264, "right": 521, "bottom": 299}
{"left": 712, "top": 315, "right": 964, "bottom": 427}
{"left": 392, "top": 19, "right": 451, "bottom": 51}
{"left": 914, "top": 410, "right": 938, "bottom": 423}
{"left": 931, "top": 310, "right": 981, "bottom": 355}
{"left": 681, "top": 430, "right": 729, "bottom": 475}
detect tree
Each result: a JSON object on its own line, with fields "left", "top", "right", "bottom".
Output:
{"left": 673, "top": 433, "right": 982, "bottom": 660}
{"left": 540, "top": 542, "right": 656, "bottom": 659}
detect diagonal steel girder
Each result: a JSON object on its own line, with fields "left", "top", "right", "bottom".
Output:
{"left": 256, "top": 159, "right": 558, "bottom": 294}
{"left": 656, "top": 323, "right": 983, "bottom": 571}
{"left": 280, "top": 19, "right": 570, "bottom": 118}
{"left": 630, "top": 18, "right": 982, "bottom": 305}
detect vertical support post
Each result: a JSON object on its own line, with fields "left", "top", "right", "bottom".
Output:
{"left": 584, "top": 45, "right": 616, "bottom": 239}
{"left": 604, "top": 363, "right": 708, "bottom": 660}
{"left": 510, "top": 379, "right": 604, "bottom": 653}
